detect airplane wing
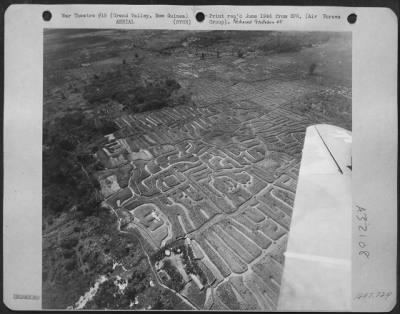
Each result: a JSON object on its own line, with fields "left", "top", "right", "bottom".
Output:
{"left": 278, "top": 124, "right": 352, "bottom": 311}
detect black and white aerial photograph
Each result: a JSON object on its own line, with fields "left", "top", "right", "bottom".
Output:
{"left": 42, "top": 29, "right": 352, "bottom": 310}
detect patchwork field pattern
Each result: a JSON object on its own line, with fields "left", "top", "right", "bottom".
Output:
{"left": 99, "top": 78, "right": 328, "bottom": 309}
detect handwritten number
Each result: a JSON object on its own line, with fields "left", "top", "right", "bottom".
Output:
{"left": 358, "top": 224, "right": 367, "bottom": 232}
{"left": 356, "top": 205, "right": 367, "bottom": 212}
{"left": 356, "top": 213, "right": 367, "bottom": 221}
{"left": 359, "top": 251, "right": 370, "bottom": 258}
{"left": 355, "top": 205, "right": 369, "bottom": 258}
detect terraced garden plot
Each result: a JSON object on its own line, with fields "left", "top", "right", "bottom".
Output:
{"left": 196, "top": 237, "right": 232, "bottom": 278}
{"left": 257, "top": 186, "right": 293, "bottom": 216}
{"left": 243, "top": 206, "right": 266, "bottom": 223}
{"left": 256, "top": 202, "right": 291, "bottom": 230}
{"left": 212, "top": 225, "right": 258, "bottom": 264}
{"left": 219, "top": 218, "right": 272, "bottom": 250}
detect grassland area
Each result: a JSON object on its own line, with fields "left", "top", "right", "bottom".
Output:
{"left": 42, "top": 29, "right": 351, "bottom": 310}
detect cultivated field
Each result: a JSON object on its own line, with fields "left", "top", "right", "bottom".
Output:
{"left": 43, "top": 29, "right": 351, "bottom": 310}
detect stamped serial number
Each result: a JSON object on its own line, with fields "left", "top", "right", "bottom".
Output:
{"left": 13, "top": 294, "right": 40, "bottom": 300}
{"left": 355, "top": 205, "right": 370, "bottom": 259}
{"left": 355, "top": 291, "right": 392, "bottom": 300}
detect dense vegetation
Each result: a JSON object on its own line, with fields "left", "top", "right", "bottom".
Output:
{"left": 183, "top": 245, "right": 208, "bottom": 286}
{"left": 83, "top": 64, "right": 190, "bottom": 113}
{"left": 84, "top": 262, "right": 176, "bottom": 310}
{"left": 43, "top": 207, "right": 182, "bottom": 309}
{"left": 43, "top": 210, "right": 117, "bottom": 308}
{"left": 43, "top": 111, "right": 118, "bottom": 218}
{"left": 162, "top": 259, "right": 186, "bottom": 292}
